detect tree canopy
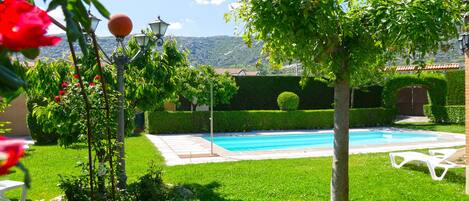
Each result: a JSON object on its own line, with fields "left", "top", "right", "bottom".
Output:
{"left": 175, "top": 65, "right": 239, "bottom": 110}
{"left": 230, "top": 1, "right": 465, "bottom": 200}
{"left": 230, "top": 0, "right": 463, "bottom": 84}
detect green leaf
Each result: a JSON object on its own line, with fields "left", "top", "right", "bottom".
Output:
{"left": 0, "top": 64, "right": 25, "bottom": 89}
{"left": 47, "top": 0, "right": 64, "bottom": 12}
{"left": 91, "top": 0, "right": 110, "bottom": 19}
{"left": 21, "top": 48, "right": 40, "bottom": 60}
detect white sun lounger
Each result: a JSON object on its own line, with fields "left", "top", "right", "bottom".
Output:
{"left": 0, "top": 180, "right": 27, "bottom": 201}
{"left": 389, "top": 148, "right": 464, "bottom": 181}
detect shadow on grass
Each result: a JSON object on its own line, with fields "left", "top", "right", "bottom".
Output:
{"left": 180, "top": 182, "right": 242, "bottom": 201}
{"left": 402, "top": 163, "right": 465, "bottom": 184}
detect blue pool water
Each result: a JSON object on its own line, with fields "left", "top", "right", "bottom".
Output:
{"left": 204, "top": 130, "right": 438, "bottom": 152}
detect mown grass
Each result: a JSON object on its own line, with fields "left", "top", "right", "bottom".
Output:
{"left": 163, "top": 152, "right": 468, "bottom": 201}
{"left": 1, "top": 124, "right": 468, "bottom": 200}
{"left": 393, "top": 122, "right": 464, "bottom": 134}
{"left": 0, "top": 134, "right": 161, "bottom": 200}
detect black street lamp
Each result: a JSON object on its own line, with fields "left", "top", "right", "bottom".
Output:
{"left": 87, "top": 13, "right": 169, "bottom": 189}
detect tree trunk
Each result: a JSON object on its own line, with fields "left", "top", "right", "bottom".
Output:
{"left": 330, "top": 71, "right": 350, "bottom": 201}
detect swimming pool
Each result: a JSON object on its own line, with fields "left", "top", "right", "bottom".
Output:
{"left": 204, "top": 130, "right": 439, "bottom": 152}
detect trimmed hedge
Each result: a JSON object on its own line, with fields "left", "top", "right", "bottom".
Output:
{"left": 383, "top": 74, "right": 447, "bottom": 110}
{"left": 177, "top": 76, "right": 383, "bottom": 111}
{"left": 445, "top": 70, "right": 464, "bottom": 105}
{"left": 146, "top": 108, "right": 393, "bottom": 134}
{"left": 423, "top": 105, "right": 464, "bottom": 124}
{"left": 277, "top": 92, "right": 300, "bottom": 111}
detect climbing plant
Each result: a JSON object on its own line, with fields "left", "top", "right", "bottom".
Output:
{"left": 382, "top": 73, "right": 447, "bottom": 110}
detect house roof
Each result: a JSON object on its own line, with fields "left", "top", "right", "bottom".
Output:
{"left": 245, "top": 71, "right": 258, "bottom": 76}
{"left": 214, "top": 68, "right": 245, "bottom": 75}
{"left": 394, "top": 63, "right": 460, "bottom": 72}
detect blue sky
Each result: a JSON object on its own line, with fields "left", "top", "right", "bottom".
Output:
{"left": 36, "top": 0, "right": 241, "bottom": 37}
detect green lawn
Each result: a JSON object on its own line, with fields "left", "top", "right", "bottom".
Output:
{"left": 164, "top": 152, "right": 468, "bottom": 201}
{"left": 393, "top": 122, "right": 465, "bottom": 134}
{"left": 1, "top": 125, "right": 468, "bottom": 200}
{"left": 0, "top": 135, "right": 162, "bottom": 200}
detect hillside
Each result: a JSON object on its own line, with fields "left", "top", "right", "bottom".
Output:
{"left": 38, "top": 35, "right": 263, "bottom": 68}
{"left": 37, "top": 35, "right": 464, "bottom": 69}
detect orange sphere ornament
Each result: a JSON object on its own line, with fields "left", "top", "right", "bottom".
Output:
{"left": 108, "top": 14, "right": 133, "bottom": 38}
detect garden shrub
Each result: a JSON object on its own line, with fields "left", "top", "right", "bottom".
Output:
{"left": 277, "top": 91, "right": 300, "bottom": 111}
{"left": 445, "top": 70, "right": 464, "bottom": 105}
{"left": 146, "top": 108, "right": 393, "bottom": 134}
{"left": 59, "top": 163, "right": 190, "bottom": 201}
{"left": 382, "top": 73, "right": 447, "bottom": 110}
{"left": 26, "top": 97, "right": 58, "bottom": 144}
{"left": 423, "top": 105, "right": 464, "bottom": 124}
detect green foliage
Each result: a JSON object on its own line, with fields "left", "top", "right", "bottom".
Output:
{"left": 146, "top": 108, "right": 393, "bottom": 134}
{"left": 423, "top": 105, "right": 464, "bottom": 124}
{"left": 0, "top": 60, "right": 27, "bottom": 101}
{"left": 445, "top": 70, "right": 464, "bottom": 105}
{"left": 277, "top": 92, "right": 299, "bottom": 111}
{"left": 125, "top": 37, "right": 182, "bottom": 111}
{"left": 212, "top": 76, "right": 383, "bottom": 111}
{"left": 126, "top": 165, "right": 172, "bottom": 201}
{"left": 382, "top": 73, "right": 447, "bottom": 110}
{"left": 0, "top": 100, "right": 11, "bottom": 134}
{"left": 58, "top": 174, "right": 91, "bottom": 201}
{"left": 230, "top": 1, "right": 463, "bottom": 86}
{"left": 26, "top": 112, "right": 58, "bottom": 144}
{"left": 175, "top": 65, "right": 239, "bottom": 109}
{"left": 60, "top": 163, "right": 185, "bottom": 201}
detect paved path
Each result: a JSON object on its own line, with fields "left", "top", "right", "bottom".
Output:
{"left": 394, "top": 115, "right": 430, "bottom": 124}
{"left": 146, "top": 128, "right": 464, "bottom": 166}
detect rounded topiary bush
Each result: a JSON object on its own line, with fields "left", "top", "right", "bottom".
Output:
{"left": 277, "top": 91, "right": 300, "bottom": 111}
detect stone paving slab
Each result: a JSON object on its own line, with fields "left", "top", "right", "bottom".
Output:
{"left": 146, "top": 127, "right": 465, "bottom": 166}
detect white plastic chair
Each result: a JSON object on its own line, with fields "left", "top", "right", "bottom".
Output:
{"left": 389, "top": 148, "right": 464, "bottom": 181}
{"left": 0, "top": 180, "right": 27, "bottom": 201}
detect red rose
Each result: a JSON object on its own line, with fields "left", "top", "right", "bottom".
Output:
{"left": 0, "top": 0, "right": 61, "bottom": 51}
{"left": 59, "top": 90, "right": 65, "bottom": 96}
{"left": 73, "top": 74, "right": 79, "bottom": 79}
{"left": 94, "top": 75, "right": 101, "bottom": 81}
{"left": 54, "top": 95, "right": 60, "bottom": 103}
{"left": 61, "top": 82, "right": 69, "bottom": 88}
{"left": 0, "top": 136, "right": 26, "bottom": 175}
{"left": 89, "top": 82, "right": 96, "bottom": 87}
{"left": 75, "top": 83, "right": 81, "bottom": 87}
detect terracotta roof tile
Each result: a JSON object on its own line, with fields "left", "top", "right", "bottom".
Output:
{"left": 395, "top": 63, "right": 460, "bottom": 72}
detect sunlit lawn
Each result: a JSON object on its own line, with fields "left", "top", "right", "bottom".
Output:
{"left": 393, "top": 122, "right": 464, "bottom": 134}
{"left": 0, "top": 135, "right": 162, "bottom": 200}
{"left": 1, "top": 124, "right": 468, "bottom": 200}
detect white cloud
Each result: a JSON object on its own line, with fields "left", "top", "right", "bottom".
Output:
{"left": 46, "top": 8, "right": 65, "bottom": 35}
{"left": 168, "top": 22, "right": 183, "bottom": 31}
{"left": 228, "top": 2, "right": 241, "bottom": 11}
{"left": 195, "top": 0, "right": 225, "bottom": 6}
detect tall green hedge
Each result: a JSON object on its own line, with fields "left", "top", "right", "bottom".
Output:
{"left": 382, "top": 74, "right": 447, "bottom": 109}
{"left": 445, "top": 70, "right": 464, "bottom": 105}
{"left": 178, "top": 76, "right": 383, "bottom": 110}
{"left": 423, "top": 105, "right": 464, "bottom": 124}
{"left": 146, "top": 108, "right": 393, "bottom": 134}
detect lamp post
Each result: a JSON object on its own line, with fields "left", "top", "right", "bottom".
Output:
{"left": 209, "top": 78, "right": 214, "bottom": 156}
{"left": 89, "top": 13, "right": 169, "bottom": 189}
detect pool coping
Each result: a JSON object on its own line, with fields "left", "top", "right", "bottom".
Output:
{"left": 146, "top": 127, "right": 465, "bottom": 166}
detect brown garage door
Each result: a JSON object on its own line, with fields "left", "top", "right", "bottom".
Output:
{"left": 396, "top": 86, "right": 428, "bottom": 116}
